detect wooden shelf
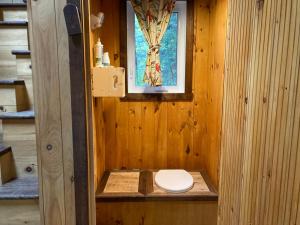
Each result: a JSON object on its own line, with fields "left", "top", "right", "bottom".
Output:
{"left": 11, "top": 50, "right": 30, "bottom": 56}
{"left": 0, "top": 20, "right": 28, "bottom": 27}
{"left": 96, "top": 170, "right": 218, "bottom": 202}
{"left": 92, "top": 67, "right": 125, "bottom": 97}
{"left": 0, "top": 110, "right": 35, "bottom": 120}
{"left": 0, "top": 176, "right": 38, "bottom": 200}
{"left": 0, "top": 3, "right": 27, "bottom": 8}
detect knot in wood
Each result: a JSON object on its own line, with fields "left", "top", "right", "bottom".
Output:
{"left": 256, "top": 0, "right": 264, "bottom": 10}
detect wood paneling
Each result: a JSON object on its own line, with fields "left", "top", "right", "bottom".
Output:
{"left": 218, "top": 0, "right": 300, "bottom": 225}
{"left": 96, "top": 201, "right": 217, "bottom": 225}
{"left": 2, "top": 120, "right": 37, "bottom": 177}
{"left": 1, "top": 9, "right": 27, "bottom": 21}
{"left": 0, "top": 27, "right": 27, "bottom": 46}
{"left": 0, "top": 45, "right": 28, "bottom": 78}
{"left": 0, "top": 148, "right": 17, "bottom": 184}
{"left": 92, "top": 0, "right": 227, "bottom": 188}
{"left": 0, "top": 200, "right": 40, "bottom": 225}
{"left": 207, "top": 0, "right": 227, "bottom": 188}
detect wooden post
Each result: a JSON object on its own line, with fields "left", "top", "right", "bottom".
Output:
{"left": 27, "top": 0, "right": 80, "bottom": 224}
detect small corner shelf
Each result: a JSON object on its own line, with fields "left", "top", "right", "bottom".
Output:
{"left": 0, "top": 176, "right": 38, "bottom": 200}
{"left": 92, "top": 67, "right": 126, "bottom": 98}
{"left": 96, "top": 170, "right": 218, "bottom": 202}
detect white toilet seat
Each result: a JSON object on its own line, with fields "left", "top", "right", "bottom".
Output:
{"left": 155, "top": 170, "right": 194, "bottom": 193}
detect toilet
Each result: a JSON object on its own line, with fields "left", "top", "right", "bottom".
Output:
{"left": 155, "top": 170, "right": 194, "bottom": 193}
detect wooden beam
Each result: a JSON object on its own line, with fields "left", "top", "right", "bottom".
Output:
{"left": 27, "top": 0, "right": 76, "bottom": 224}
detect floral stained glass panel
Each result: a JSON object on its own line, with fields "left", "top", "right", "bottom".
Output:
{"left": 134, "top": 13, "right": 178, "bottom": 87}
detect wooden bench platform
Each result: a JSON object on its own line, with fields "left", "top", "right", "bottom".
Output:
{"left": 96, "top": 170, "right": 218, "bottom": 202}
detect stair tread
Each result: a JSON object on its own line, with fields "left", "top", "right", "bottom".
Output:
{"left": 11, "top": 50, "right": 31, "bottom": 56}
{"left": 0, "top": 176, "right": 38, "bottom": 200}
{"left": 0, "top": 110, "right": 35, "bottom": 120}
{"left": 0, "top": 79, "right": 25, "bottom": 85}
{"left": 0, "top": 20, "right": 28, "bottom": 26}
{"left": 0, "top": 145, "right": 12, "bottom": 157}
{"left": 0, "top": 3, "right": 27, "bottom": 8}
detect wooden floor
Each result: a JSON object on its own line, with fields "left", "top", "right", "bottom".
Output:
{"left": 96, "top": 170, "right": 217, "bottom": 201}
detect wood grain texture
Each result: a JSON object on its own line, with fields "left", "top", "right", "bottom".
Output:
{"left": 0, "top": 149, "right": 17, "bottom": 185}
{"left": 103, "top": 171, "right": 140, "bottom": 193}
{"left": 0, "top": 176, "right": 38, "bottom": 199}
{"left": 96, "top": 201, "right": 217, "bottom": 225}
{"left": 92, "top": 0, "right": 227, "bottom": 188}
{"left": 1, "top": 9, "right": 27, "bottom": 21}
{"left": 0, "top": 200, "right": 40, "bottom": 225}
{"left": 92, "top": 67, "right": 126, "bottom": 97}
{"left": 218, "top": 0, "right": 300, "bottom": 225}
{"left": 27, "top": 0, "right": 75, "bottom": 224}
{"left": 96, "top": 170, "right": 217, "bottom": 201}
{"left": 0, "top": 85, "right": 28, "bottom": 112}
{"left": 0, "top": 45, "right": 27, "bottom": 78}
{"left": 0, "top": 27, "right": 27, "bottom": 45}
{"left": 2, "top": 120, "right": 37, "bottom": 177}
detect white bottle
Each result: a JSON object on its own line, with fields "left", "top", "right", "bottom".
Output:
{"left": 94, "top": 38, "right": 104, "bottom": 67}
{"left": 103, "top": 52, "right": 110, "bottom": 66}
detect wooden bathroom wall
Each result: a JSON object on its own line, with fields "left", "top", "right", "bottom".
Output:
{"left": 219, "top": 0, "right": 300, "bottom": 225}
{"left": 91, "top": 0, "right": 227, "bottom": 188}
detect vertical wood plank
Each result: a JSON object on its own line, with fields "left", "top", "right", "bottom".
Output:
{"left": 219, "top": 0, "right": 300, "bottom": 225}
{"left": 93, "top": 0, "right": 226, "bottom": 188}
{"left": 28, "top": 0, "right": 76, "bottom": 224}
{"left": 29, "top": 0, "right": 65, "bottom": 223}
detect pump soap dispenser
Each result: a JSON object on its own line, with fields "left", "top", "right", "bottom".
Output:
{"left": 94, "top": 38, "right": 104, "bottom": 67}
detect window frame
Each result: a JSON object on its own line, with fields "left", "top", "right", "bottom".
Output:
{"left": 127, "top": 1, "right": 186, "bottom": 94}
{"left": 120, "top": 0, "right": 194, "bottom": 101}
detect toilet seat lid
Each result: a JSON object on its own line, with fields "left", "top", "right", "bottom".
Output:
{"left": 155, "top": 170, "right": 194, "bottom": 193}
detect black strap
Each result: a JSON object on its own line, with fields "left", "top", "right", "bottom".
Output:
{"left": 63, "top": 1, "right": 89, "bottom": 225}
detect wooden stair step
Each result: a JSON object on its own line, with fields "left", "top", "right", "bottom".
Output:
{"left": 0, "top": 80, "right": 29, "bottom": 112}
{"left": 0, "top": 20, "right": 28, "bottom": 27}
{"left": 11, "top": 50, "right": 30, "bottom": 56}
{"left": 0, "top": 79, "right": 25, "bottom": 86}
{"left": 0, "top": 145, "right": 16, "bottom": 185}
{"left": 0, "top": 145, "right": 12, "bottom": 157}
{"left": 0, "top": 176, "right": 38, "bottom": 200}
{"left": 0, "top": 3, "right": 27, "bottom": 8}
{"left": 0, "top": 110, "right": 34, "bottom": 120}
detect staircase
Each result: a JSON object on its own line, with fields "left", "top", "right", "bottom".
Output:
{"left": 0, "top": 1, "right": 39, "bottom": 225}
